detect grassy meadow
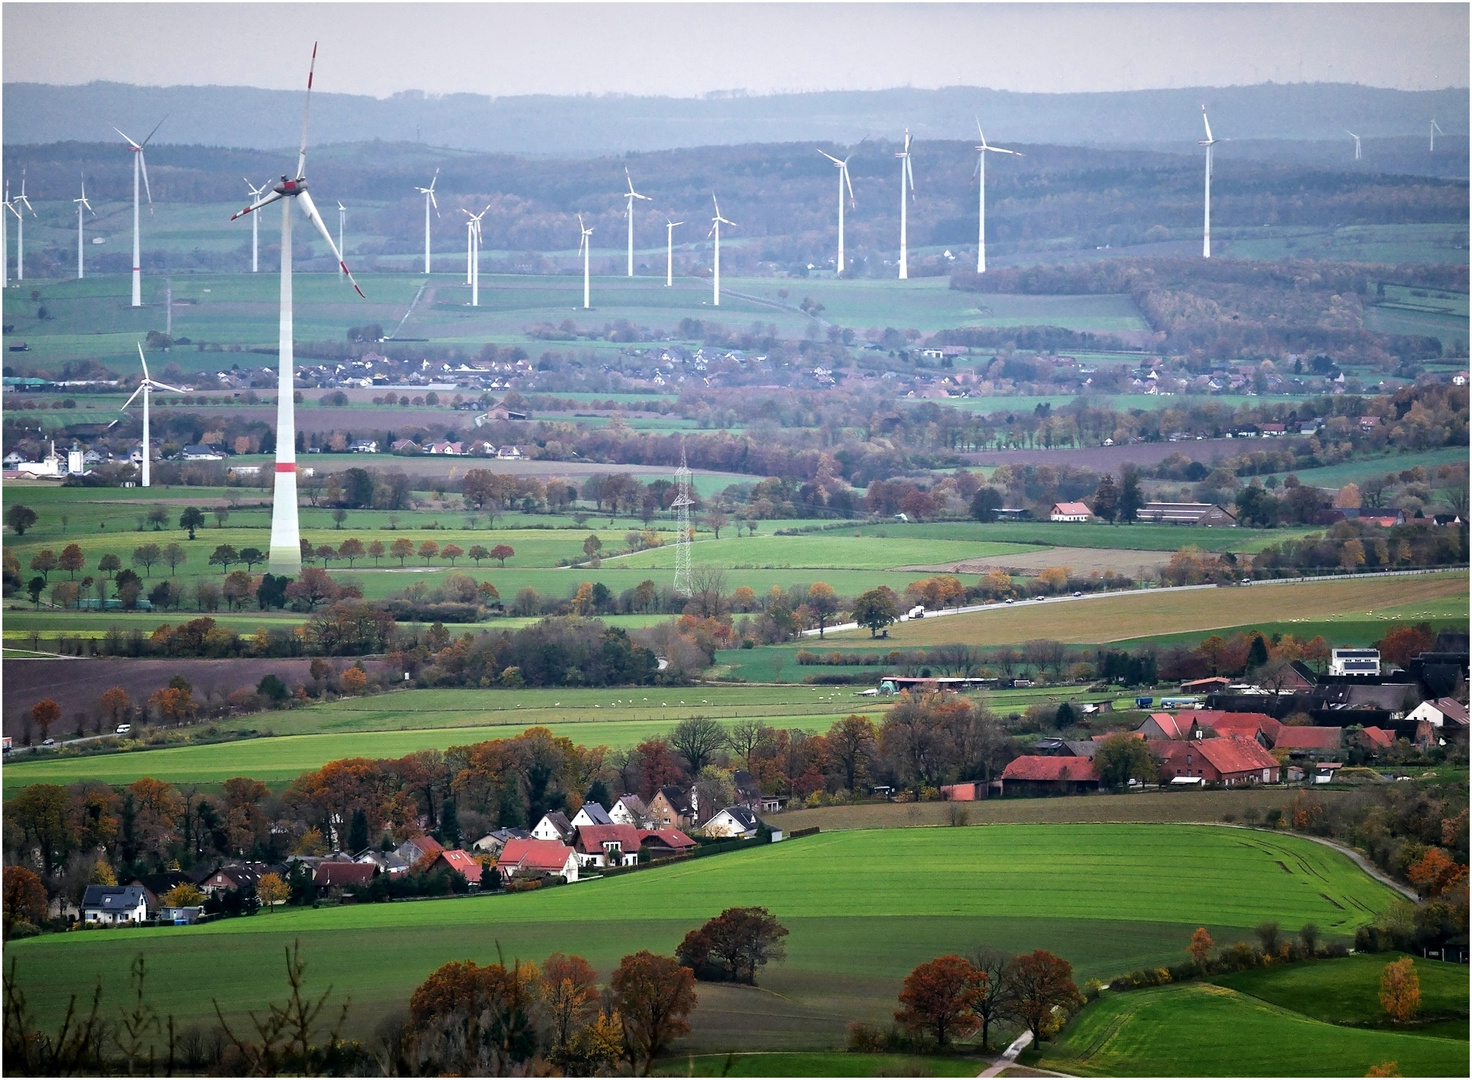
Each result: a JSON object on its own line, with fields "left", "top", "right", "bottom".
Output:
{"left": 3, "top": 824, "right": 1401, "bottom": 1053}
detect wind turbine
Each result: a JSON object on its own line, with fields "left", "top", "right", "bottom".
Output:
{"left": 113, "top": 117, "right": 164, "bottom": 306}
{"left": 244, "top": 179, "right": 268, "bottom": 271}
{"left": 895, "top": 129, "right": 915, "bottom": 279}
{"left": 577, "top": 213, "right": 594, "bottom": 309}
{"left": 74, "top": 174, "right": 96, "bottom": 279}
{"left": 622, "top": 169, "right": 652, "bottom": 276}
{"left": 416, "top": 168, "right": 439, "bottom": 273}
{"left": 120, "top": 343, "right": 185, "bottom": 488}
{"left": 817, "top": 147, "right": 856, "bottom": 273}
{"left": 463, "top": 206, "right": 488, "bottom": 306}
{"left": 1199, "top": 106, "right": 1217, "bottom": 259}
{"left": 1, "top": 181, "right": 9, "bottom": 289}
{"left": 8, "top": 173, "right": 34, "bottom": 282}
{"left": 973, "top": 123, "right": 1022, "bottom": 273}
{"left": 1344, "top": 129, "right": 1362, "bottom": 161}
{"left": 1430, "top": 119, "right": 1443, "bottom": 152}
{"left": 229, "top": 42, "right": 364, "bottom": 575}
{"left": 709, "top": 193, "right": 735, "bottom": 307}
{"left": 665, "top": 218, "right": 683, "bottom": 287}
{"left": 336, "top": 201, "right": 346, "bottom": 279}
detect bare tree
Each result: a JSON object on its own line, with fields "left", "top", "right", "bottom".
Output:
{"left": 688, "top": 565, "right": 728, "bottom": 619}
{"left": 670, "top": 716, "right": 728, "bottom": 776}
{"left": 966, "top": 947, "right": 1015, "bottom": 1051}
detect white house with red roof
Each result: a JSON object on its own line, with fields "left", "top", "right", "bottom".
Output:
{"left": 1050, "top": 501, "right": 1093, "bottom": 522}
{"left": 572, "top": 824, "right": 644, "bottom": 869}
{"left": 428, "top": 848, "right": 484, "bottom": 885}
{"left": 498, "top": 838, "right": 579, "bottom": 883}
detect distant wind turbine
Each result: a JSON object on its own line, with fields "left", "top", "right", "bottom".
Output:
{"left": 121, "top": 343, "right": 186, "bottom": 488}
{"left": 578, "top": 214, "right": 594, "bottom": 309}
{"left": 74, "top": 174, "right": 96, "bottom": 279}
{"left": 1343, "top": 129, "right": 1362, "bottom": 161}
{"left": 416, "top": 168, "right": 439, "bottom": 273}
{"left": 337, "top": 201, "right": 347, "bottom": 279}
{"left": 1, "top": 180, "right": 9, "bottom": 289}
{"left": 665, "top": 218, "right": 683, "bottom": 287}
{"left": 8, "top": 172, "right": 35, "bottom": 282}
{"left": 113, "top": 117, "right": 164, "bottom": 306}
{"left": 463, "top": 205, "right": 488, "bottom": 306}
{"left": 1200, "top": 106, "right": 1217, "bottom": 259}
{"left": 973, "top": 122, "right": 1022, "bottom": 274}
{"left": 228, "top": 41, "right": 364, "bottom": 575}
{"left": 244, "top": 179, "right": 268, "bottom": 271}
{"left": 895, "top": 129, "right": 915, "bottom": 279}
{"left": 1430, "top": 118, "right": 1443, "bottom": 152}
{"left": 709, "top": 193, "right": 735, "bottom": 306}
{"left": 817, "top": 147, "right": 856, "bottom": 273}
{"left": 623, "top": 169, "right": 652, "bottom": 276}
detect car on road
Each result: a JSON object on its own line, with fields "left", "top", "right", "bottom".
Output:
{"left": 1073, "top": 591, "right": 1083, "bottom": 597}
{"left": 41, "top": 738, "right": 55, "bottom": 747}
{"left": 115, "top": 724, "right": 131, "bottom": 735}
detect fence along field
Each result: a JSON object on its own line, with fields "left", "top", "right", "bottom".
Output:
{"left": 4, "top": 824, "right": 1401, "bottom": 1053}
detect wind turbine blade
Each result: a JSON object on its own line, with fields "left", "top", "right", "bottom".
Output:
{"left": 151, "top": 381, "right": 188, "bottom": 394}
{"left": 298, "top": 42, "right": 318, "bottom": 178}
{"left": 906, "top": 156, "right": 915, "bottom": 195}
{"left": 817, "top": 149, "right": 842, "bottom": 164}
{"left": 140, "top": 116, "right": 166, "bottom": 147}
{"left": 231, "top": 190, "right": 285, "bottom": 221}
{"left": 121, "top": 385, "right": 146, "bottom": 411}
{"left": 139, "top": 149, "right": 154, "bottom": 216}
{"left": 337, "top": 201, "right": 345, "bottom": 212}
{"left": 429, "top": 190, "right": 439, "bottom": 214}
{"left": 298, "top": 189, "right": 366, "bottom": 297}
{"left": 136, "top": 342, "right": 151, "bottom": 380}
{"left": 1201, "top": 106, "right": 1214, "bottom": 143}
{"left": 113, "top": 125, "right": 142, "bottom": 149}
{"left": 843, "top": 166, "right": 855, "bottom": 203}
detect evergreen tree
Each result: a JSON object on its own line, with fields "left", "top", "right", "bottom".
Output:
{"left": 1247, "top": 634, "right": 1270, "bottom": 670}
{"left": 439, "top": 794, "right": 461, "bottom": 849}
{"left": 1091, "top": 474, "right": 1119, "bottom": 523}
{"left": 1119, "top": 467, "right": 1143, "bottom": 523}
{"left": 348, "top": 808, "right": 370, "bottom": 853}
{"left": 585, "top": 779, "right": 613, "bottom": 810}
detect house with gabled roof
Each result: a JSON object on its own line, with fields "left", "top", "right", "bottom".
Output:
{"left": 1050, "top": 501, "right": 1093, "bottom": 522}
{"left": 1138, "top": 712, "right": 1204, "bottom": 741}
{"left": 1000, "top": 756, "right": 1100, "bottom": 795}
{"left": 1272, "top": 726, "right": 1343, "bottom": 760}
{"left": 571, "top": 802, "right": 614, "bottom": 828}
{"left": 498, "top": 838, "right": 579, "bottom": 884}
{"left": 426, "top": 849, "right": 483, "bottom": 885}
{"left": 572, "top": 824, "right": 644, "bottom": 869}
{"left": 1349, "top": 726, "right": 1396, "bottom": 753}
{"left": 1154, "top": 736, "right": 1280, "bottom": 785}
{"left": 702, "top": 806, "right": 760, "bottom": 839}
{"left": 649, "top": 786, "right": 695, "bottom": 830}
{"left": 639, "top": 828, "right": 698, "bottom": 860}
{"left": 472, "top": 828, "right": 531, "bottom": 856}
{"left": 197, "top": 862, "right": 266, "bottom": 897}
{"left": 395, "top": 834, "right": 445, "bottom": 868}
{"left": 313, "top": 862, "right": 378, "bottom": 896}
{"left": 531, "top": 811, "right": 576, "bottom": 843}
{"left": 609, "top": 794, "right": 650, "bottom": 827}
{"left": 82, "top": 885, "right": 149, "bottom": 925}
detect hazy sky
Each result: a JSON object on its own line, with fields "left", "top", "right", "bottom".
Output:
{"left": 3, "top": 2, "right": 1466, "bottom": 97}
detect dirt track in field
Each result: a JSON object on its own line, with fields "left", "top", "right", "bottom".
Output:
{"left": 962, "top": 438, "right": 1239, "bottom": 469}
{"left": 897, "top": 547, "right": 1175, "bottom": 577}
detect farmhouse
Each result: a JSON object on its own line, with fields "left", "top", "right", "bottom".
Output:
{"left": 498, "top": 838, "right": 579, "bottom": 884}
{"left": 1050, "top": 501, "right": 1093, "bottom": 522}
{"left": 1000, "top": 756, "right": 1100, "bottom": 795}
{"left": 1137, "top": 502, "right": 1237, "bottom": 526}
{"left": 81, "top": 885, "right": 149, "bottom": 925}
{"left": 572, "top": 824, "right": 644, "bottom": 868}
{"left": 1409, "top": 697, "right": 1470, "bottom": 751}
{"left": 313, "top": 862, "right": 378, "bottom": 897}
{"left": 1152, "top": 736, "right": 1280, "bottom": 785}
{"left": 1272, "top": 726, "right": 1344, "bottom": 760}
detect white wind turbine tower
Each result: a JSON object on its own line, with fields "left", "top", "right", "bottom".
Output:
{"left": 623, "top": 169, "right": 652, "bottom": 276}
{"left": 229, "top": 42, "right": 364, "bottom": 575}
{"left": 817, "top": 148, "right": 856, "bottom": 273}
{"left": 416, "top": 169, "right": 439, "bottom": 272}
{"left": 113, "top": 118, "right": 164, "bottom": 306}
{"left": 1, "top": 181, "right": 9, "bottom": 289}
{"left": 665, "top": 219, "right": 683, "bottom": 287}
{"left": 895, "top": 129, "right": 915, "bottom": 279}
{"left": 463, "top": 206, "right": 488, "bottom": 306}
{"left": 9, "top": 172, "right": 35, "bottom": 282}
{"left": 973, "top": 123, "right": 1022, "bottom": 273}
{"left": 1430, "top": 119, "right": 1443, "bottom": 152}
{"left": 120, "top": 343, "right": 185, "bottom": 488}
{"left": 709, "top": 194, "right": 735, "bottom": 306}
{"left": 1199, "top": 106, "right": 1218, "bottom": 259}
{"left": 1344, "top": 129, "right": 1362, "bottom": 161}
{"left": 577, "top": 214, "right": 594, "bottom": 309}
{"left": 74, "top": 175, "right": 96, "bottom": 279}
{"left": 245, "top": 179, "right": 268, "bottom": 271}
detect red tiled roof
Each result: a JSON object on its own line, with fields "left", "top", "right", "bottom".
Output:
{"left": 1194, "top": 711, "right": 1283, "bottom": 742}
{"left": 1273, "top": 727, "right": 1343, "bottom": 750}
{"left": 433, "top": 849, "right": 483, "bottom": 884}
{"left": 1053, "top": 501, "right": 1092, "bottom": 516}
{"left": 313, "top": 862, "right": 377, "bottom": 888}
{"left": 1195, "top": 736, "right": 1280, "bottom": 776}
{"left": 1002, "top": 755, "right": 1096, "bottom": 782}
{"left": 573, "top": 824, "right": 645, "bottom": 855}
{"left": 408, "top": 834, "right": 445, "bottom": 857}
{"left": 1148, "top": 713, "right": 1192, "bottom": 740}
{"left": 499, "top": 838, "right": 574, "bottom": 873}
{"left": 1358, "top": 726, "right": 1395, "bottom": 749}
{"left": 639, "top": 829, "right": 697, "bottom": 850}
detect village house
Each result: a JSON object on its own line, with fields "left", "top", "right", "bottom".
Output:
{"left": 571, "top": 802, "right": 615, "bottom": 828}
{"left": 355, "top": 849, "right": 411, "bottom": 876}
{"left": 197, "top": 862, "right": 265, "bottom": 898}
{"left": 702, "top": 806, "right": 760, "bottom": 839}
{"left": 1409, "top": 697, "right": 1470, "bottom": 751}
{"left": 471, "top": 828, "right": 531, "bottom": 857}
{"left": 1137, "top": 712, "right": 1204, "bottom": 741}
{"left": 572, "top": 824, "right": 645, "bottom": 869}
{"left": 1349, "top": 726, "right": 1397, "bottom": 754}
{"left": 648, "top": 786, "right": 696, "bottom": 831}
{"left": 426, "top": 849, "right": 484, "bottom": 885}
{"left": 395, "top": 835, "right": 445, "bottom": 867}
{"left": 639, "top": 829, "right": 699, "bottom": 860}
{"left": 1271, "top": 726, "right": 1344, "bottom": 761}
{"left": 313, "top": 862, "right": 378, "bottom": 897}
{"left": 1000, "top": 756, "right": 1100, "bottom": 796}
{"left": 1050, "top": 501, "right": 1093, "bottom": 523}
{"left": 609, "top": 795, "right": 650, "bottom": 827}
{"left": 1152, "top": 736, "right": 1280, "bottom": 785}
{"left": 81, "top": 885, "right": 149, "bottom": 926}
{"left": 128, "top": 870, "right": 199, "bottom": 913}
{"left": 498, "top": 838, "right": 580, "bottom": 884}
{"left": 531, "top": 811, "right": 577, "bottom": 843}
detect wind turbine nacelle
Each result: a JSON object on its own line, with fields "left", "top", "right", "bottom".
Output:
{"left": 275, "top": 177, "right": 306, "bottom": 196}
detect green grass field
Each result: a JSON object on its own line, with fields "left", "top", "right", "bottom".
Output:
{"left": 1037, "top": 953, "right": 1469, "bottom": 1077}
{"left": 653, "top": 1052, "right": 986, "bottom": 1076}
{"left": 3, "top": 825, "right": 1400, "bottom": 1054}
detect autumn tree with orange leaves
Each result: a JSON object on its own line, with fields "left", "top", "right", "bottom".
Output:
{"left": 611, "top": 951, "right": 698, "bottom": 1076}
{"left": 895, "top": 954, "right": 987, "bottom": 1047}
{"left": 1379, "top": 958, "right": 1420, "bottom": 1022}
